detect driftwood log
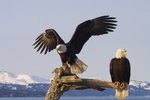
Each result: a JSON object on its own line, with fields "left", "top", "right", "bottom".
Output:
{"left": 45, "top": 65, "right": 117, "bottom": 100}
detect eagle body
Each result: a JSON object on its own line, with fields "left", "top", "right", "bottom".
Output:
{"left": 110, "top": 57, "right": 130, "bottom": 84}
{"left": 58, "top": 49, "right": 77, "bottom": 65}
{"left": 33, "top": 15, "right": 117, "bottom": 74}
{"left": 110, "top": 48, "right": 131, "bottom": 99}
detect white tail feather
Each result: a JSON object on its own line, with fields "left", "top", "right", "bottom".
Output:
{"left": 70, "top": 58, "right": 88, "bottom": 74}
{"left": 115, "top": 88, "right": 128, "bottom": 99}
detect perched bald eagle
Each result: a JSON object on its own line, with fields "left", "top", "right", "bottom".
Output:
{"left": 110, "top": 48, "right": 131, "bottom": 100}
{"left": 33, "top": 15, "right": 117, "bottom": 74}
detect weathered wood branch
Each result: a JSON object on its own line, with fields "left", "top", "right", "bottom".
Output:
{"left": 45, "top": 66, "right": 117, "bottom": 100}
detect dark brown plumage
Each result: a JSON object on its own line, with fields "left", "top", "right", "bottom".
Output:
{"left": 33, "top": 15, "right": 117, "bottom": 74}
{"left": 109, "top": 48, "right": 131, "bottom": 99}
{"left": 110, "top": 57, "right": 131, "bottom": 84}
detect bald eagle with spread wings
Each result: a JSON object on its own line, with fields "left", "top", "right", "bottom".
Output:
{"left": 33, "top": 15, "right": 117, "bottom": 74}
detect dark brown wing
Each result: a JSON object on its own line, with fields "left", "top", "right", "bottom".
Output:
{"left": 67, "top": 15, "right": 117, "bottom": 54}
{"left": 109, "top": 58, "right": 116, "bottom": 83}
{"left": 120, "top": 58, "right": 131, "bottom": 84}
{"left": 33, "top": 29, "right": 64, "bottom": 54}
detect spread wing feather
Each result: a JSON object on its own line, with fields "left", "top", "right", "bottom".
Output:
{"left": 33, "top": 29, "right": 63, "bottom": 54}
{"left": 67, "top": 15, "right": 117, "bottom": 54}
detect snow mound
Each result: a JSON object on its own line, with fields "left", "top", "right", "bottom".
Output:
{"left": 130, "top": 80, "right": 150, "bottom": 90}
{"left": 0, "top": 71, "right": 17, "bottom": 84}
{"left": 16, "top": 74, "right": 36, "bottom": 83}
{"left": 0, "top": 71, "right": 49, "bottom": 85}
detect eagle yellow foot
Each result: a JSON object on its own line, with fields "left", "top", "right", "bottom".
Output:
{"left": 114, "top": 81, "right": 120, "bottom": 88}
{"left": 63, "top": 63, "right": 69, "bottom": 67}
{"left": 120, "top": 82, "right": 125, "bottom": 89}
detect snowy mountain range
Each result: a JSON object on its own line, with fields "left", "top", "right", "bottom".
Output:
{"left": 130, "top": 80, "right": 150, "bottom": 90}
{"left": 0, "top": 71, "right": 49, "bottom": 85}
{"left": 0, "top": 71, "right": 150, "bottom": 97}
{"left": 1, "top": 71, "right": 150, "bottom": 89}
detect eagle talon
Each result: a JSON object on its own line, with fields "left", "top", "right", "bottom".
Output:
{"left": 114, "top": 81, "right": 120, "bottom": 88}
{"left": 120, "top": 82, "right": 125, "bottom": 89}
{"left": 63, "top": 63, "right": 68, "bottom": 67}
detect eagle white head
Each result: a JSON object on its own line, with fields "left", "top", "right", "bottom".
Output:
{"left": 56, "top": 44, "right": 67, "bottom": 54}
{"left": 115, "top": 48, "right": 127, "bottom": 59}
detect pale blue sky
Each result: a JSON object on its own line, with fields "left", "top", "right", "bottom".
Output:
{"left": 0, "top": 0, "right": 150, "bottom": 81}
